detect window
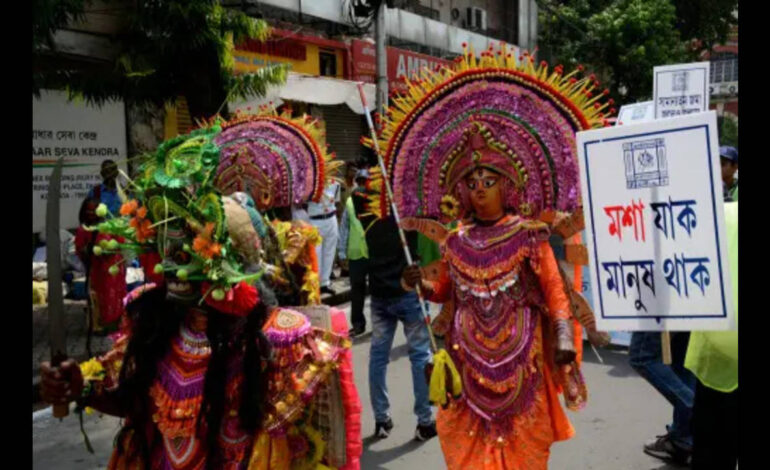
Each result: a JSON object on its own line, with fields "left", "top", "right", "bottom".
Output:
{"left": 710, "top": 53, "right": 738, "bottom": 83}
{"left": 319, "top": 51, "right": 337, "bottom": 77}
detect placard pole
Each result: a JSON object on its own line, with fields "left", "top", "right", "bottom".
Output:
{"left": 661, "top": 331, "right": 672, "bottom": 365}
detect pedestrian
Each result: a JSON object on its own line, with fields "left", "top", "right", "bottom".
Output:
{"left": 337, "top": 169, "right": 371, "bottom": 336}
{"left": 74, "top": 196, "right": 126, "bottom": 333}
{"left": 338, "top": 162, "right": 359, "bottom": 218}
{"left": 629, "top": 331, "right": 695, "bottom": 465}
{"left": 720, "top": 146, "right": 738, "bottom": 202}
{"left": 87, "top": 159, "right": 122, "bottom": 215}
{"left": 366, "top": 214, "right": 436, "bottom": 441}
{"left": 337, "top": 162, "right": 360, "bottom": 278}
{"left": 686, "top": 201, "right": 738, "bottom": 469}
{"left": 307, "top": 180, "right": 341, "bottom": 295}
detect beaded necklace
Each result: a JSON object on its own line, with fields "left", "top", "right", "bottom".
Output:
{"left": 149, "top": 315, "right": 211, "bottom": 439}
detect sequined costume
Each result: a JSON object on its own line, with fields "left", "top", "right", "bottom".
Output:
{"left": 367, "top": 45, "right": 614, "bottom": 469}
{"left": 212, "top": 108, "right": 342, "bottom": 307}
{"left": 75, "top": 110, "right": 361, "bottom": 470}
{"left": 270, "top": 220, "right": 322, "bottom": 306}
{"left": 95, "top": 308, "right": 349, "bottom": 470}
{"left": 423, "top": 216, "right": 586, "bottom": 469}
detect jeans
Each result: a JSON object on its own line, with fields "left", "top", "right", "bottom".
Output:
{"left": 629, "top": 331, "right": 695, "bottom": 449}
{"left": 310, "top": 216, "right": 338, "bottom": 288}
{"left": 369, "top": 292, "right": 433, "bottom": 426}
{"left": 349, "top": 258, "right": 368, "bottom": 330}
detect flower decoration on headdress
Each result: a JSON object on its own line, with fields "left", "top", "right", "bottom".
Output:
{"left": 129, "top": 205, "right": 156, "bottom": 243}
{"left": 89, "top": 124, "right": 269, "bottom": 315}
{"left": 193, "top": 222, "right": 222, "bottom": 260}
{"left": 213, "top": 106, "right": 341, "bottom": 210}
{"left": 366, "top": 44, "right": 614, "bottom": 224}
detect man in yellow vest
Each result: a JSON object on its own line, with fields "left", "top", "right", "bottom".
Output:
{"left": 338, "top": 169, "right": 370, "bottom": 336}
{"left": 686, "top": 201, "right": 738, "bottom": 469}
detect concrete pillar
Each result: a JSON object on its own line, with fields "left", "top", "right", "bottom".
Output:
{"left": 518, "top": 0, "right": 538, "bottom": 51}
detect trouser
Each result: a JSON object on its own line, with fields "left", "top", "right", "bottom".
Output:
{"left": 691, "top": 381, "right": 738, "bottom": 469}
{"left": 629, "top": 331, "right": 695, "bottom": 449}
{"left": 310, "top": 216, "right": 339, "bottom": 288}
{"left": 349, "top": 258, "right": 368, "bottom": 330}
{"left": 369, "top": 292, "right": 433, "bottom": 426}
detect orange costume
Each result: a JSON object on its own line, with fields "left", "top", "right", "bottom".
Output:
{"left": 365, "top": 43, "right": 612, "bottom": 469}
{"left": 423, "top": 215, "right": 585, "bottom": 469}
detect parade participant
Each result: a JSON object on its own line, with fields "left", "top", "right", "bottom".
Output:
{"left": 40, "top": 121, "right": 360, "bottom": 470}
{"left": 629, "top": 330, "right": 694, "bottom": 465}
{"left": 214, "top": 109, "right": 364, "bottom": 467}
{"left": 374, "top": 44, "right": 613, "bottom": 468}
{"left": 720, "top": 146, "right": 738, "bottom": 202}
{"left": 686, "top": 201, "right": 738, "bottom": 469}
{"left": 337, "top": 169, "right": 371, "bottom": 336}
{"left": 213, "top": 108, "right": 343, "bottom": 306}
{"left": 307, "top": 181, "right": 341, "bottom": 296}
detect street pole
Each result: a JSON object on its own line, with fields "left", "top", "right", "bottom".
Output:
{"left": 375, "top": 0, "right": 388, "bottom": 117}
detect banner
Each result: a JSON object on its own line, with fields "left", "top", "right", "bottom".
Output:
{"left": 577, "top": 111, "right": 734, "bottom": 331}
{"left": 33, "top": 90, "right": 127, "bottom": 233}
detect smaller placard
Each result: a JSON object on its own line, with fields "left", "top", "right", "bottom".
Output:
{"left": 616, "top": 101, "right": 654, "bottom": 126}
{"left": 653, "top": 62, "right": 710, "bottom": 119}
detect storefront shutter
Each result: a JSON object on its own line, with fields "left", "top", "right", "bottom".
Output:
{"left": 319, "top": 104, "right": 365, "bottom": 164}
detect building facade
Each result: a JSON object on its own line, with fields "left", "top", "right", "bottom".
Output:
{"left": 705, "top": 24, "right": 738, "bottom": 124}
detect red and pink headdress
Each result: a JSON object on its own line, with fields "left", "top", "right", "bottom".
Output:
{"left": 371, "top": 45, "right": 614, "bottom": 222}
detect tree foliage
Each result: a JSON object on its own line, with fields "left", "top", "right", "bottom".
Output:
{"left": 537, "top": 0, "right": 737, "bottom": 104}
{"left": 33, "top": 1, "right": 288, "bottom": 119}
{"left": 672, "top": 0, "right": 738, "bottom": 53}
{"left": 718, "top": 116, "right": 738, "bottom": 148}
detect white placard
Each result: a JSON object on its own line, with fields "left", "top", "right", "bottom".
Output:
{"left": 33, "top": 90, "right": 127, "bottom": 233}
{"left": 653, "top": 62, "right": 710, "bottom": 119}
{"left": 577, "top": 111, "right": 734, "bottom": 331}
{"left": 616, "top": 101, "right": 654, "bottom": 126}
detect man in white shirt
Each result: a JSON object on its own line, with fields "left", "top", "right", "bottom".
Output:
{"left": 307, "top": 181, "right": 341, "bottom": 295}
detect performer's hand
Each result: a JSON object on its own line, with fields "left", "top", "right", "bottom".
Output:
{"left": 40, "top": 359, "right": 84, "bottom": 406}
{"left": 554, "top": 347, "right": 577, "bottom": 365}
{"left": 402, "top": 263, "right": 423, "bottom": 288}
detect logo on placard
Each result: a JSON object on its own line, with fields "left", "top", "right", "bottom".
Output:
{"left": 672, "top": 71, "right": 688, "bottom": 92}
{"left": 623, "top": 138, "right": 669, "bottom": 189}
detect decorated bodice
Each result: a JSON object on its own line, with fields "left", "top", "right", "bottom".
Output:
{"left": 102, "top": 308, "right": 347, "bottom": 470}
{"left": 442, "top": 215, "right": 551, "bottom": 425}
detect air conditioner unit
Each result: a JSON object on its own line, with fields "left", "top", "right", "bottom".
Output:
{"left": 466, "top": 7, "right": 487, "bottom": 31}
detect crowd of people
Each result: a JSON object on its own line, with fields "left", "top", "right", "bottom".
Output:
{"left": 37, "top": 46, "right": 738, "bottom": 470}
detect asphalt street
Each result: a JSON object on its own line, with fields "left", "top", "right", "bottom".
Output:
{"left": 33, "top": 300, "right": 685, "bottom": 470}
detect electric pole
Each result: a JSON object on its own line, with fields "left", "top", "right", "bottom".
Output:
{"left": 375, "top": 1, "right": 388, "bottom": 117}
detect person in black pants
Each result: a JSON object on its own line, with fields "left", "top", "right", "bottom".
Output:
{"left": 337, "top": 171, "right": 372, "bottom": 336}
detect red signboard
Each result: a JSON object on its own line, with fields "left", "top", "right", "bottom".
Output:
{"left": 351, "top": 39, "right": 377, "bottom": 82}
{"left": 238, "top": 37, "right": 307, "bottom": 61}
{"left": 350, "top": 39, "right": 453, "bottom": 94}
